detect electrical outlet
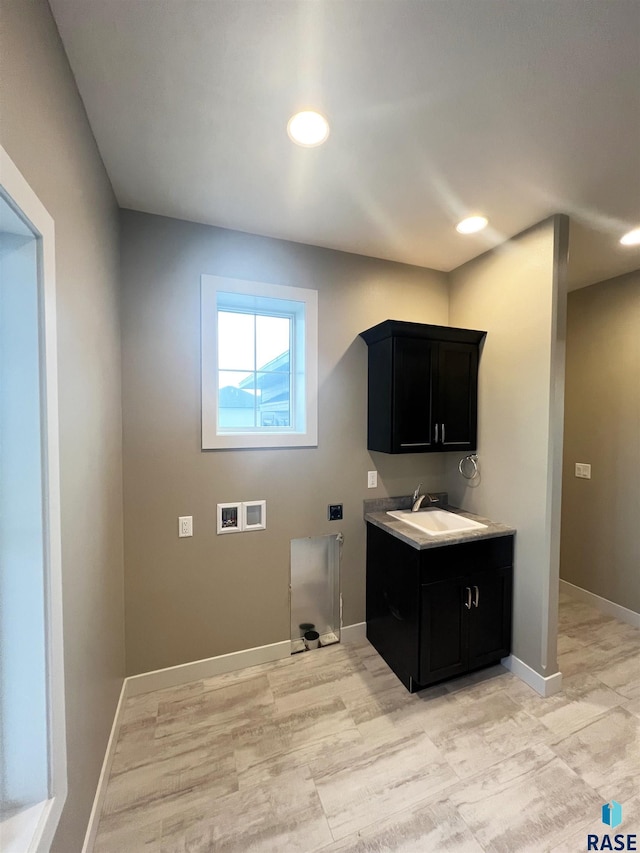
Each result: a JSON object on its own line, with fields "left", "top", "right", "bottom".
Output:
{"left": 328, "top": 504, "right": 343, "bottom": 521}
{"left": 178, "top": 516, "right": 193, "bottom": 537}
{"left": 575, "top": 463, "right": 592, "bottom": 479}
{"left": 367, "top": 470, "right": 378, "bottom": 488}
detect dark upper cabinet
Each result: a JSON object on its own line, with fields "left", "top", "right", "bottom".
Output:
{"left": 360, "top": 320, "right": 486, "bottom": 453}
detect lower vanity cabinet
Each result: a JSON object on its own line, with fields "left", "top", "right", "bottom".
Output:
{"left": 366, "top": 522, "right": 513, "bottom": 692}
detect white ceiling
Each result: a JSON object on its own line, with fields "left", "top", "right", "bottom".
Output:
{"left": 50, "top": 0, "right": 640, "bottom": 289}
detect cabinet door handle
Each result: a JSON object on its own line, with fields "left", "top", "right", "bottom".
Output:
{"left": 464, "top": 587, "right": 472, "bottom": 609}
{"left": 442, "top": 423, "right": 446, "bottom": 443}
{"left": 473, "top": 585, "right": 479, "bottom": 607}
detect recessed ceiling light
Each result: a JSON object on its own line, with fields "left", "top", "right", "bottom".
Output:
{"left": 620, "top": 227, "right": 640, "bottom": 246}
{"left": 287, "top": 111, "right": 330, "bottom": 147}
{"left": 456, "top": 215, "right": 488, "bottom": 235}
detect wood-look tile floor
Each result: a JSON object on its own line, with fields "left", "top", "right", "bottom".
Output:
{"left": 93, "top": 594, "right": 640, "bottom": 852}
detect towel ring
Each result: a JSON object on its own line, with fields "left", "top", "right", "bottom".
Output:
{"left": 458, "top": 454, "right": 479, "bottom": 480}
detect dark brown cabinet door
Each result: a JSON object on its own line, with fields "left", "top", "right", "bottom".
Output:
{"left": 419, "top": 577, "right": 468, "bottom": 684}
{"left": 466, "top": 566, "right": 513, "bottom": 670}
{"left": 392, "top": 336, "right": 434, "bottom": 452}
{"left": 436, "top": 342, "right": 478, "bottom": 450}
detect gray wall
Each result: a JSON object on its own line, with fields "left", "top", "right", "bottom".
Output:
{"left": 560, "top": 270, "right": 640, "bottom": 612}
{"left": 445, "top": 218, "right": 568, "bottom": 680}
{"left": 120, "top": 210, "right": 450, "bottom": 675}
{"left": 0, "top": 1, "right": 125, "bottom": 849}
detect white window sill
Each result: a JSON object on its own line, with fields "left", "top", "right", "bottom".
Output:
{"left": 1, "top": 799, "right": 51, "bottom": 853}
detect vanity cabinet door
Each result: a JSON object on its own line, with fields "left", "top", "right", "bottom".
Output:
{"left": 419, "top": 564, "right": 513, "bottom": 687}
{"left": 419, "top": 577, "right": 468, "bottom": 685}
{"left": 466, "top": 566, "right": 512, "bottom": 670}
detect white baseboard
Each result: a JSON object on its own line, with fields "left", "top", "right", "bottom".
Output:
{"left": 81, "top": 680, "right": 127, "bottom": 853}
{"left": 83, "top": 625, "right": 367, "bottom": 849}
{"left": 125, "top": 639, "right": 292, "bottom": 697}
{"left": 560, "top": 579, "right": 640, "bottom": 629}
{"left": 340, "top": 621, "right": 366, "bottom": 643}
{"left": 126, "top": 625, "right": 368, "bottom": 697}
{"left": 502, "top": 654, "right": 563, "bottom": 697}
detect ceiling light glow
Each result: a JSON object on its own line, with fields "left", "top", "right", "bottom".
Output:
{"left": 456, "top": 215, "right": 488, "bottom": 235}
{"left": 287, "top": 111, "right": 330, "bottom": 147}
{"left": 620, "top": 227, "right": 640, "bottom": 246}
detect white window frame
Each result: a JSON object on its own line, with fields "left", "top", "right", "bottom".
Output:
{"left": 201, "top": 275, "right": 318, "bottom": 449}
{"left": 0, "top": 146, "right": 66, "bottom": 853}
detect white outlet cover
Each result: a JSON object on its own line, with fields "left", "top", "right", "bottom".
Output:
{"left": 367, "top": 470, "right": 378, "bottom": 488}
{"left": 178, "top": 516, "right": 193, "bottom": 537}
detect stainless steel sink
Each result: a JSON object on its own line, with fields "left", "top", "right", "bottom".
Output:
{"left": 386, "top": 508, "right": 487, "bottom": 536}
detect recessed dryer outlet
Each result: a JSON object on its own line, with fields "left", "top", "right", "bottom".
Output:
{"left": 328, "top": 504, "right": 343, "bottom": 521}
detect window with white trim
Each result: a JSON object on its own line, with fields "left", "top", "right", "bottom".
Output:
{"left": 201, "top": 275, "right": 318, "bottom": 449}
{"left": 1, "top": 144, "right": 67, "bottom": 853}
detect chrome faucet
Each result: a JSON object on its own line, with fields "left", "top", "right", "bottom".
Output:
{"left": 411, "top": 484, "right": 440, "bottom": 512}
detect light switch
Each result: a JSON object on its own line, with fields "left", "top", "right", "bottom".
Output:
{"left": 575, "top": 463, "right": 592, "bottom": 479}
{"left": 367, "top": 470, "right": 378, "bottom": 488}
